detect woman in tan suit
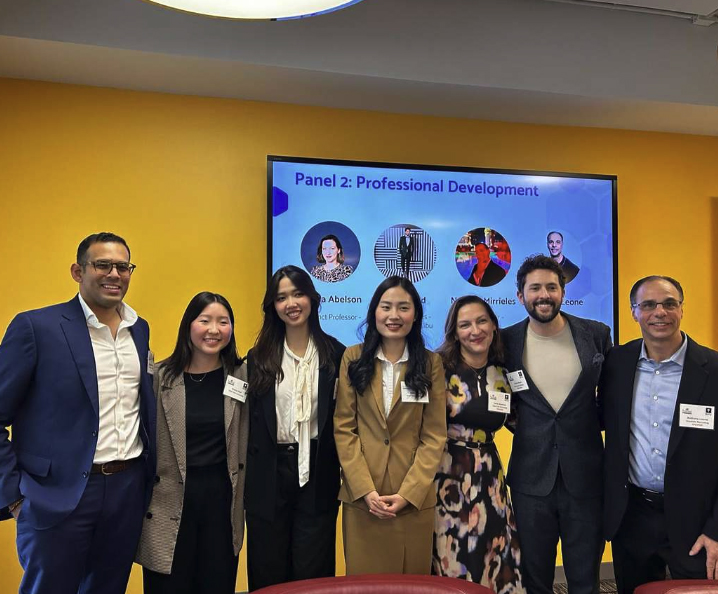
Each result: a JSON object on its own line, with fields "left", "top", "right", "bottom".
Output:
{"left": 334, "top": 276, "right": 446, "bottom": 575}
{"left": 136, "top": 292, "right": 249, "bottom": 594}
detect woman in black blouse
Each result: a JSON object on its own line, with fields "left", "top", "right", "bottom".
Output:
{"left": 432, "top": 295, "right": 525, "bottom": 592}
{"left": 137, "top": 292, "right": 248, "bottom": 594}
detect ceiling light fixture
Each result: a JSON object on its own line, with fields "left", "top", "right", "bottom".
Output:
{"left": 142, "top": 0, "right": 364, "bottom": 20}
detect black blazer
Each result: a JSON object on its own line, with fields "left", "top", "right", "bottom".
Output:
{"left": 468, "top": 260, "right": 506, "bottom": 286}
{"left": 501, "top": 313, "right": 611, "bottom": 498}
{"left": 245, "top": 336, "right": 345, "bottom": 521}
{"left": 601, "top": 337, "right": 718, "bottom": 556}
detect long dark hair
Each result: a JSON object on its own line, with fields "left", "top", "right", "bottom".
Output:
{"left": 161, "top": 292, "right": 241, "bottom": 384}
{"left": 250, "top": 265, "right": 337, "bottom": 396}
{"left": 348, "top": 276, "right": 431, "bottom": 396}
{"left": 438, "top": 295, "right": 504, "bottom": 374}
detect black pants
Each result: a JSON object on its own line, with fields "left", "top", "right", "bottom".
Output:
{"left": 143, "top": 463, "right": 238, "bottom": 594}
{"left": 400, "top": 253, "right": 411, "bottom": 275}
{"left": 246, "top": 444, "right": 338, "bottom": 592}
{"left": 511, "top": 470, "right": 603, "bottom": 594}
{"left": 612, "top": 486, "right": 706, "bottom": 594}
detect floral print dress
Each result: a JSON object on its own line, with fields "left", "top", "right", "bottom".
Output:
{"left": 432, "top": 364, "right": 525, "bottom": 594}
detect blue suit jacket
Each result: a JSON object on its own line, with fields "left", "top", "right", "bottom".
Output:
{"left": 0, "top": 296, "right": 157, "bottom": 529}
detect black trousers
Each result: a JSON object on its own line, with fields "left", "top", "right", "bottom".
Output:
{"left": 246, "top": 444, "right": 338, "bottom": 592}
{"left": 143, "top": 463, "right": 238, "bottom": 594}
{"left": 399, "top": 253, "right": 411, "bottom": 275}
{"left": 511, "top": 470, "right": 603, "bottom": 594}
{"left": 612, "top": 486, "right": 706, "bottom": 594}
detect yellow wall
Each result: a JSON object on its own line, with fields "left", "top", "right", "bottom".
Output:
{"left": 0, "top": 77, "right": 716, "bottom": 592}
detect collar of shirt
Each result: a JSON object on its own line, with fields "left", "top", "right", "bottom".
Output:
{"left": 77, "top": 293, "right": 138, "bottom": 331}
{"left": 375, "top": 344, "right": 409, "bottom": 365}
{"left": 639, "top": 332, "right": 687, "bottom": 367}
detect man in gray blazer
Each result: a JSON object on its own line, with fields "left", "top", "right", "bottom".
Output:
{"left": 502, "top": 255, "right": 611, "bottom": 594}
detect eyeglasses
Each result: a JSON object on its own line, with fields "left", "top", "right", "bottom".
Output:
{"left": 631, "top": 299, "right": 682, "bottom": 312}
{"left": 83, "top": 260, "right": 137, "bottom": 276}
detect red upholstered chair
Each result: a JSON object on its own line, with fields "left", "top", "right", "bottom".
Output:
{"left": 635, "top": 580, "right": 718, "bottom": 594}
{"left": 252, "top": 574, "right": 495, "bottom": 594}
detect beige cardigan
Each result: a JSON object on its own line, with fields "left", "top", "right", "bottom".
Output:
{"left": 136, "top": 361, "right": 249, "bottom": 574}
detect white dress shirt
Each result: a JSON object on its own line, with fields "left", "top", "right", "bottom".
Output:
{"left": 275, "top": 339, "right": 319, "bottom": 486}
{"left": 78, "top": 294, "right": 143, "bottom": 464}
{"left": 376, "top": 345, "right": 409, "bottom": 418}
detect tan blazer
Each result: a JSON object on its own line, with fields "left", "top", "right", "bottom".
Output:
{"left": 136, "top": 361, "right": 249, "bottom": 574}
{"left": 334, "top": 345, "right": 446, "bottom": 511}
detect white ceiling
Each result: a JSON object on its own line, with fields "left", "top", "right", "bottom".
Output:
{"left": 1, "top": 0, "right": 717, "bottom": 135}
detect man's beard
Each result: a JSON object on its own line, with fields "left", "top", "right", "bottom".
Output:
{"left": 526, "top": 298, "right": 561, "bottom": 324}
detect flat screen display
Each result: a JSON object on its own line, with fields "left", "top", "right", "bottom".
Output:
{"left": 268, "top": 156, "right": 617, "bottom": 348}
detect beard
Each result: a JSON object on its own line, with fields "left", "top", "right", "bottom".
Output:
{"left": 525, "top": 298, "right": 561, "bottom": 324}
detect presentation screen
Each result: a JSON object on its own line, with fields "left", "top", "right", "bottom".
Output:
{"left": 268, "top": 156, "right": 617, "bottom": 349}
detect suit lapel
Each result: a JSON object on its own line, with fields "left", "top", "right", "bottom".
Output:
{"left": 667, "top": 339, "right": 709, "bottom": 461}
{"left": 223, "top": 367, "right": 236, "bottom": 440}
{"left": 60, "top": 299, "right": 99, "bottom": 416}
{"left": 161, "top": 373, "right": 187, "bottom": 481}
{"left": 388, "top": 364, "right": 407, "bottom": 417}
{"left": 557, "top": 317, "right": 593, "bottom": 412}
{"left": 316, "top": 365, "right": 331, "bottom": 435}
{"left": 263, "top": 384, "right": 278, "bottom": 444}
{"left": 615, "top": 341, "right": 642, "bottom": 455}
{"left": 369, "top": 359, "right": 387, "bottom": 421}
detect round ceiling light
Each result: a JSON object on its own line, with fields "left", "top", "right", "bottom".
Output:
{"left": 143, "top": 0, "right": 364, "bottom": 20}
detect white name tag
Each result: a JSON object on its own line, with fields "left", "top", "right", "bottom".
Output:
{"left": 487, "top": 390, "right": 512, "bottom": 414}
{"left": 401, "top": 381, "right": 429, "bottom": 403}
{"left": 223, "top": 375, "right": 248, "bottom": 403}
{"left": 506, "top": 370, "right": 529, "bottom": 392}
{"left": 679, "top": 404, "right": 714, "bottom": 430}
{"left": 147, "top": 351, "right": 155, "bottom": 375}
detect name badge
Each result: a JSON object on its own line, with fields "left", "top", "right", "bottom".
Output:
{"left": 147, "top": 351, "right": 155, "bottom": 375}
{"left": 223, "top": 375, "right": 248, "bottom": 403}
{"left": 679, "top": 404, "right": 714, "bottom": 430}
{"left": 506, "top": 370, "right": 529, "bottom": 392}
{"left": 401, "top": 381, "right": 429, "bottom": 403}
{"left": 487, "top": 390, "right": 512, "bottom": 414}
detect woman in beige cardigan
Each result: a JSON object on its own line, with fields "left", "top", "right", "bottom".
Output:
{"left": 334, "top": 276, "right": 446, "bottom": 575}
{"left": 136, "top": 292, "right": 249, "bottom": 594}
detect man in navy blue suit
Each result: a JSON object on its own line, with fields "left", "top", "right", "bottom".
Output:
{"left": 0, "top": 232, "right": 156, "bottom": 594}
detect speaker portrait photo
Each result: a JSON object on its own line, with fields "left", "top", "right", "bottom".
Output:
{"left": 454, "top": 227, "right": 510, "bottom": 288}
{"left": 300, "top": 221, "right": 361, "bottom": 285}
{"left": 546, "top": 230, "right": 579, "bottom": 283}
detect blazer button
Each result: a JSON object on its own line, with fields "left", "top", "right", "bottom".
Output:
{"left": 154, "top": 475, "right": 160, "bottom": 484}
{"left": 91, "top": 430, "right": 97, "bottom": 437}
{"left": 384, "top": 439, "right": 390, "bottom": 445}
{"left": 553, "top": 444, "right": 558, "bottom": 449}
{"left": 146, "top": 512, "right": 153, "bottom": 519}
{"left": 82, "top": 471, "right": 89, "bottom": 478}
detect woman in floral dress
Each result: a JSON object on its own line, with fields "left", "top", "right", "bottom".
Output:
{"left": 432, "top": 295, "right": 524, "bottom": 593}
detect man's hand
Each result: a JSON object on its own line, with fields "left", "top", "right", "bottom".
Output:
{"left": 689, "top": 533, "right": 718, "bottom": 578}
{"left": 363, "top": 490, "right": 396, "bottom": 520}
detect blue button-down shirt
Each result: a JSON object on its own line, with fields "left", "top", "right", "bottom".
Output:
{"left": 629, "top": 335, "right": 687, "bottom": 492}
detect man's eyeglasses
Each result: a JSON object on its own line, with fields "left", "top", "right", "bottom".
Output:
{"left": 631, "top": 299, "right": 682, "bottom": 312}
{"left": 83, "top": 260, "right": 137, "bottom": 276}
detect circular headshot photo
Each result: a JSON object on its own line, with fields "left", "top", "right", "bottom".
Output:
{"left": 300, "top": 221, "right": 360, "bottom": 284}
{"left": 455, "top": 227, "right": 511, "bottom": 287}
{"left": 373, "top": 224, "right": 437, "bottom": 283}
{"left": 546, "top": 229, "right": 580, "bottom": 284}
